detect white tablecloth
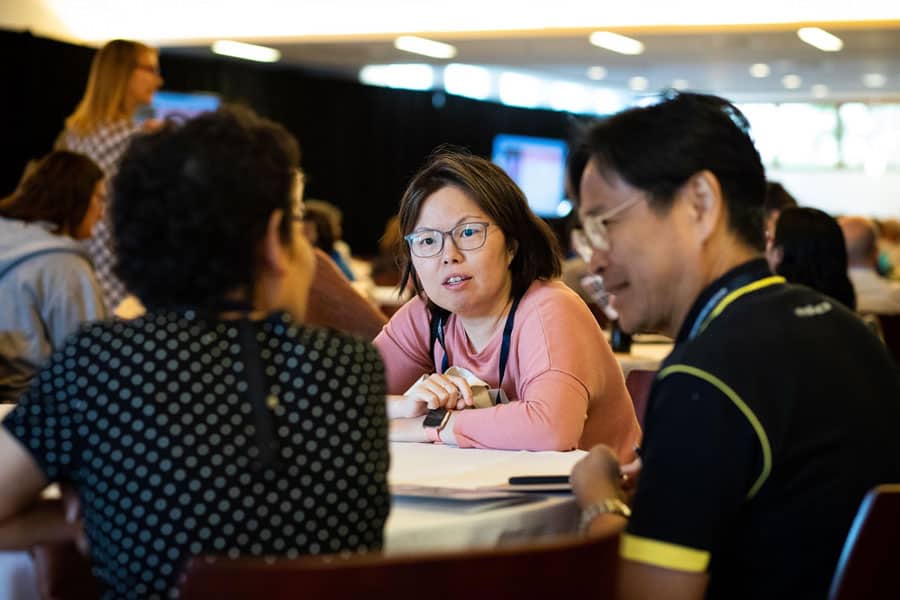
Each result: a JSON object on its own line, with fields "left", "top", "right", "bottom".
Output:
{"left": 385, "top": 442, "right": 583, "bottom": 554}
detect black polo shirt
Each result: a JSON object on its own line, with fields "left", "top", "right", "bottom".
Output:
{"left": 624, "top": 259, "right": 900, "bottom": 600}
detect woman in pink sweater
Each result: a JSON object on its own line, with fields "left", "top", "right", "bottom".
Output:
{"left": 374, "top": 151, "right": 640, "bottom": 456}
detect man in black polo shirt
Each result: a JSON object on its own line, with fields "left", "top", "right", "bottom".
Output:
{"left": 569, "top": 92, "right": 900, "bottom": 600}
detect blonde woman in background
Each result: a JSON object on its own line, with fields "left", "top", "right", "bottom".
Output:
{"left": 57, "top": 39, "right": 163, "bottom": 312}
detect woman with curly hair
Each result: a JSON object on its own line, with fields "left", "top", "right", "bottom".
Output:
{"left": 0, "top": 151, "right": 107, "bottom": 403}
{"left": 0, "top": 106, "right": 389, "bottom": 598}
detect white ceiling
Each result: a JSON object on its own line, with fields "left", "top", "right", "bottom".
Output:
{"left": 4, "top": 1, "right": 900, "bottom": 104}
{"left": 224, "top": 26, "right": 900, "bottom": 104}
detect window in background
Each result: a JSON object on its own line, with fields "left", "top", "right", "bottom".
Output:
{"left": 738, "top": 103, "right": 779, "bottom": 166}
{"left": 771, "top": 104, "right": 839, "bottom": 168}
{"left": 840, "top": 103, "right": 900, "bottom": 175}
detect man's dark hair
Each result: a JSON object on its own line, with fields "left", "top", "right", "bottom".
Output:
{"left": 398, "top": 148, "right": 562, "bottom": 301}
{"left": 112, "top": 105, "right": 301, "bottom": 309}
{"left": 773, "top": 207, "right": 856, "bottom": 310}
{"left": 0, "top": 151, "right": 102, "bottom": 235}
{"left": 582, "top": 91, "right": 767, "bottom": 251}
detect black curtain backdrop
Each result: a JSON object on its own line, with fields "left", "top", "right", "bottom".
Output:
{"left": 1, "top": 29, "right": 586, "bottom": 254}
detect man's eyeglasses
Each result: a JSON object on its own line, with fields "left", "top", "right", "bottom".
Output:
{"left": 405, "top": 221, "right": 491, "bottom": 258}
{"left": 572, "top": 195, "right": 645, "bottom": 261}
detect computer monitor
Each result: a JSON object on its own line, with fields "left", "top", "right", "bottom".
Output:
{"left": 148, "top": 90, "right": 221, "bottom": 120}
{"left": 491, "top": 134, "right": 570, "bottom": 218}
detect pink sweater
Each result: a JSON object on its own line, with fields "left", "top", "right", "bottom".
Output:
{"left": 373, "top": 280, "right": 641, "bottom": 456}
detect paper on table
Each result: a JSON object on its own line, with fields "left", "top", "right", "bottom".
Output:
{"left": 389, "top": 442, "right": 586, "bottom": 490}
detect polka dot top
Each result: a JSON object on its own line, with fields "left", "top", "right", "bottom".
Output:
{"left": 2, "top": 310, "right": 390, "bottom": 599}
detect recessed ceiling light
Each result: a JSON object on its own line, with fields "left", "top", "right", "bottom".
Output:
{"left": 629, "top": 76, "right": 649, "bottom": 91}
{"left": 211, "top": 40, "right": 281, "bottom": 63}
{"left": 587, "top": 66, "right": 608, "bottom": 80}
{"left": 671, "top": 79, "right": 690, "bottom": 91}
{"left": 862, "top": 73, "right": 887, "bottom": 88}
{"left": 811, "top": 84, "right": 829, "bottom": 98}
{"left": 589, "top": 32, "right": 645, "bottom": 55}
{"left": 782, "top": 74, "right": 802, "bottom": 89}
{"left": 394, "top": 35, "right": 457, "bottom": 59}
{"left": 749, "top": 63, "right": 771, "bottom": 78}
{"left": 797, "top": 27, "right": 844, "bottom": 52}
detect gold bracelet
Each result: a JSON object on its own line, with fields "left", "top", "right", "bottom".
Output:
{"left": 579, "top": 497, "right": 631, "bottom": 534}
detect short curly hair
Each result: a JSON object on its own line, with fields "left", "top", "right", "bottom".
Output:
{"left": 111, "top": 105, "right": 301, "bottom": 309}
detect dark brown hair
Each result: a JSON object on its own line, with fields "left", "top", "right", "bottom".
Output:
{"left": 0, "top": 151, "right": 103, "bottom": 234}
{"left": 398, "top": 149, "right": 562, "bottom": 301}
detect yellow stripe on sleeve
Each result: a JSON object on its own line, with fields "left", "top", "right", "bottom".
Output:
{"left": 620, "top": 533, "right": 710, "bottom": 572}
{"left": 658, "top": 364, "right": 772, "bottom": 499}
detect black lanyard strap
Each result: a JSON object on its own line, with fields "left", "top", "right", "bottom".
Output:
{"left": 430, "top": 295, "right": 522, "bottom": 389}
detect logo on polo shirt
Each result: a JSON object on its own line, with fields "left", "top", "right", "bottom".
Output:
{"left": 794, "top": 301, "right": 833, "bottom": 318}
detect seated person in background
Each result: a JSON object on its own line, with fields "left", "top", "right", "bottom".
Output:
{"left": 0, "top": 106, "right": 389, "bottom": 598}
{"left": 877, "top": 217, "right": 900, "bottom": 279}
{"left": 762, "top": 180, "right": 798, "bottom": 243}
{"left": 569, "top": 91, "right": 900, "bottom": 600}
{"left": 766, "top": 206, "right": 856, "bottom": 310}
{"left": 374, "top": 150, "right": 640, "bottom": 455}
{"left": 370, "top": 215, "right": 404, "bottom": 287}
{"left": 0, "top": 151, "right": 108, "bottom": 403}
{"left": 840, "top": 215, "right": 900, "bottom": 314}
{"left": 305, "top": 246, "right": 387, "bottom": 340}
{"left": 301, "top": 203, "right": 356, "bottom": 281}
{"left": 369, "top": 215, "right": 415, "bottom": 312}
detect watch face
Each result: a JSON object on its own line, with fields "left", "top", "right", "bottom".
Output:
{"left": 423, "top": 408, "right": 448, "bottom": 428}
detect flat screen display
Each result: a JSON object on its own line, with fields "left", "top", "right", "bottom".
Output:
{"left": 149, "top": 91, "right": 221, "bottom": 120}
{"left": 491, "top": 134, "right": 569, "bottom": 218}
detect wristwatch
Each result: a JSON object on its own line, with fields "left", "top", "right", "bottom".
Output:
{"left": 579, "top": 497, "right": 632, "bottom": 534}
{"left": 422, "top": 408, "right": 452, "bottom": 442}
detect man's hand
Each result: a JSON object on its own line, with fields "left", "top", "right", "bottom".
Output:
{"left": 570, "top": 444, "right": 626, "bottom": 508}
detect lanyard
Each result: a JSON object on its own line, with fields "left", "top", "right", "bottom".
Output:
{"left": 432, "top": 295, "right": 521, "bottom": 388}
{"left": 687, "top": 275, "right": 785, "bottom": 341}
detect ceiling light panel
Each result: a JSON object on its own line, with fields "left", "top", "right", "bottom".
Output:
{"left": 394, "top": 36, "right": 457, "bottom": 59}
{"left": 589, "top": 32, "right": 645, "bottom": 55}
{"left": 797, "top": 27, "right": 843, "bottom": 52}
{"left": 211, "top": 40, "right": 280, "bottom": 62}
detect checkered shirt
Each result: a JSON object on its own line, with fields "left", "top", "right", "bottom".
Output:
{"left": 57, "top": 120, "right": 142, "bottom": 311}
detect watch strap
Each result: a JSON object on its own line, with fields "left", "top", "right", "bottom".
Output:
{"left": 579, "top": 497, "right": 631, "bottom": 534}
